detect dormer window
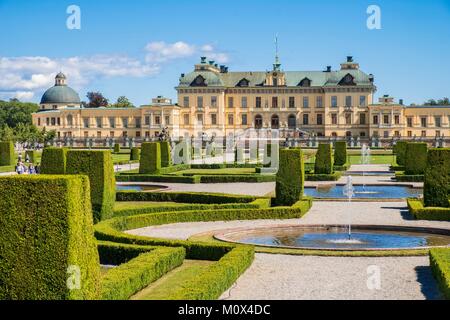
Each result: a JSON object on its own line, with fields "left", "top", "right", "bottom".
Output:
{"left": 236, "top": 78, "right": 249, "bottom": 87}
{"left": 338, "top": 73, "right": 356, "bottom": 86}
{"left": 298, "top": 78, "right": 311, "bottom": 87}
{"left": 190, "top": 75, "right": 207, "bottom": 87}
{"left": 273, "top": 78, "right": 278, "bottom": 86}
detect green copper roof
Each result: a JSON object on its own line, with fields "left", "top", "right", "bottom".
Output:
{"left": 40, "top": 85, "right": 81, "bottom": 104}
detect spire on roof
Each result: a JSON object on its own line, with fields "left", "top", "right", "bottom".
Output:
{"left": 273, "top": 34, "right": 281, "bottom": 72}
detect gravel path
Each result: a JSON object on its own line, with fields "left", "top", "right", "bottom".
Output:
{"left": 219, "top": 254, "right": 442, "bottom": 300}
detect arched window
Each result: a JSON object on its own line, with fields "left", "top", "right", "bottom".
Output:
{"left": 254, "top": 115, "right": 263, "bottom": 129}
{"left": 346, "top": 131, "right": 352, "bottom": 137}
{"left": 271, "top": 114, "right": 279, "bottom": 129}
{"left": 331, "top": 132, "right": 338, "bottom": 137}
{"left": 288, "top": 114, "right": 296, "bottom": 129}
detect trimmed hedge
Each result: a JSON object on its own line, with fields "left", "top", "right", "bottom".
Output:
{"left": 275, "top": 148, "right": 304, "bottom": 206}
{"left": 100, "top": 243, "right": 185, "bottom": 300}
{"left": 25, "top": 150, "right": 37, "bottom": 163}
{"left": 199, "top": 174, "right": 275, "bottom": 183}
{"left": 315, "top": 143, "right": 333, "bottom": 174}
{"left": 394, "top": 172, "right": 424, "bottom": 182}
{"left": 405, "top": 142, "right": 427, "bottom": 175}
{"left": 94, "top": 198, "right": 312, "bottom": 259}
{"left": 306, "top": 172, "right": 342, "bottom": 181}
{"left": 130, "top": 147, "right": 140, "bottom": 161}
{"left": 191, "top": 163, "right": 256, "bottom": 169}
{"left": 429, "top": 248, "right": 450, "bottom": 299}
{"left": 0, "top": 141, "right": 14, "bottom": 166}
{"left": 66, "top": 150, "right": 116, "bottom": 223}
{"left": 160, "top": 141, "right": 172, "bottom": 167}
{"left": 116, "top": 190, "right": 259, "bottom": 204}
{"left": 424, "top": 148, "right": 450, "bottom": 208}
{"left": 116, "top": 174, "right": 200, "bottom": 184}
{"left": 0, "top": 175, "right": 100, "bottom": 300}
{"left": 114, "top": 143, "right": 120, "bottom": 153}
{"left": 40, "top": 147, "right": 68, "bottom": 174}
{"left": 167, "top": 246, "right": 254, "bottom": 300}
{"left": 139, "top": 142, "right": 161, "bottom": 174}
{"left": 407, "top": 198, "right": 450, "bottom": 221}
{"left": 333, "top": 141, "right": 347, "bottom": 166}
{"left": 394, "top": 141, "right": 407, "bottom": 166}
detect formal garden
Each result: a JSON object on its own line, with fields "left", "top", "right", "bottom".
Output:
{"left": 0, "top": 139, "right": 449, "bottom": 300}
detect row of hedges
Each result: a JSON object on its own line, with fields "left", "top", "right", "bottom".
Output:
{"left": 394, "top": 173, "right": 424, "bottom": 182}
{"left": 198, "top": 174, "right": 275, "bottom": 183}
{"left": 191, "top": 163, "right": 258, "bottom": 169}
{"left": 0, "top": 141, "right": 14, "bottom": 166}
{"left": 407, "top": 198, "right": 450, "bottom": 221}
{"left": 314, "top": 143, "right": 333, "bottom": 174}
{"left": 0, "top": 175, "right": 100, "bottom": 300}
{"left": 306, "top": 172, "right": 342, "bottom": 181}
{"left": 94, "top": 198, "right": 312, "bottom": 259}
{"left": 424, "top": 148, "right": 450, "bottom": 208}
{"left": 116, "top": 174, "right": 200, "bottom": 183}
{"left": 429, "top": 248, "right": 450, "bottom": 300}
{"left": 113, "top": 199, "right": 271, "bottom": 218}
{"left": 66, "top": 150, "right": 116, "bottom": 223}
{"left": 405, "top": 143, "right": 427, "bottom": 175}
{"left": 116, "top": 190, "right": 260, "bottom": 204}
{"left": 99, "top": 242, "right": 185, "bottom": 300}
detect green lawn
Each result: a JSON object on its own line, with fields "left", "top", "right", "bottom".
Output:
{"left": 112, "top": 153, "right": 132, "bottom": 164}
{"left": 348, "top": 154, "right": 396, "bottom": 165}
{"left": 172, "top": 168, "right": 256, "bottom": 175}
{"left": 130, "top": 260, "right": 214, "bottom": 300}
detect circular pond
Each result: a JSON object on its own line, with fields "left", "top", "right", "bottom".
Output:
{"left": 214, "top": 225, "right": 450, "bottom": 251}
{"left": 116, "top": 184, "right": 168, "bottom": 192}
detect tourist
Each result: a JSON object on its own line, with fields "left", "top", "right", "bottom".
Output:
{"left": 28, "top": 163, "right": 36, "bottom": 174}
{"left": 16, "top": 162, "right": 25, "bottom": 175}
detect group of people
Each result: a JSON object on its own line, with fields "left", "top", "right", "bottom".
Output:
{"left": 15, "top": 153, "right": 40, "bottom": 175}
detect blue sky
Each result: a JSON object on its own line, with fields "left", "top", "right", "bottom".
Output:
{"left": 1, "top": 0, "right": 449, "bottom": 105}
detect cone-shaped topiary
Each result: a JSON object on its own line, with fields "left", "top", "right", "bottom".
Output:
{"left": 0, "top": 175, "right": 100, "bottom": 300}
{"left": 424, "top": 148, "right": 450, "bottom": 208}
{"left": 113, "top": 143, "right": 120, "bottom": 153}
{"left": 40, "top": 147, "right": 68, "bottom": 174}
{"left": 66, "top": 150, "right": 116, "bottom": 223}
{"left": 275, "top": 148, "right": 304, "bottom": 206}
{"left": 139, "top": 142, "right": 161, "bottom": 174}
{"left": 0, "top": 141, "right": 15, "bottom": 166}
{"left": 315, "top": 143, "right": 333, "bottom": 174}
{"left": 160, "top": 141, "right": 172, "bottom": 167}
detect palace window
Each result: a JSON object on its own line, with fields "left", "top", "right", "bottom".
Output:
{"left": 360, "top": 113, "right": 366, "bottom": 125}
{"left": 298, "top": 78, "right": 311, "bottom": 87}
{"left": 303, "top": 97, "right": 309, "bottom": 108}
{"left": 338, "top": 73, "right": 356, "bottom": 86}
{"left": 191, "top": 75, "right": 206, "bottom": 87}
{"left": 407, "top": 131, "right": 412, "bottom": 137}
{"left": 384, "top": 131, "right": 389, "bottom": 138}
{"left": 394, "top": 115, "right": 400, "bottom": 125}
{"left": 317, "top": 114, "right": 323, "bottom": 125}
{"left": 421, "top": 117, "right": 427, "bottom": 128}
{"left": 241, "top": 97, "right": 247, "bottom": 108}
{"left": 271, "top": 115, "right": 279, "bottom": 129}
{"left": 289, "top": 97, "right": 295, "bottom": 108}
{"left": 183, "top": 114, "right": 190, "bottom": 125}
{"left": 421, "top": 130, "right": 426, "bottom": 137}
{"left": 303, "top": 114, "right": 309, "bottom": 125}
{"left": 254, "top": 115, "right": 263, "bottom": 129}
{"left": 241, "top": 114, "right": 248, "bottom": 125}
{"left": 435, "top": 116, "right": 442, "bottom": 127}
{"left": 256, "top": 97, "right": 262, "bottom": 108}
{"left": 383, "top": 115, "right": 389, "bottom": 125}
{"left": 373, "top": 115, "right": 379, "bottom": 125}
{"left": 359, "top": 96, "right": 366, "bottom": 107}
{"left": 211, "top": 96, "right": 217, "bottom": 107}
{"left": 57, "top": 118, "right": 60, "bottom": 126}
{"left": 122, "top": 117, "right": 129, "bottom": 128}
{"left": 97, "top": 131, "right": 101, "bottom": 138}
{"left": 183, "top": 96, "right": 190, "bottom": 107}
{"left": 345, "top": 114, "right": 351, "bottom": 125}
{"left": 211, "top": 114, "right": 217, "bottom": 125}
{"left": 394, "top": 131, "right": 400, "bottom": 137}
{"left": 228, "top": 97, "right": 234, "bottom": 108}
{"left": 155, "top": 116, "right": 161, "bottom": 125}
{"left": 345, "top": 96, "right": 352, "bottom": 107}
{"left": 288, "top": 114, "right": 296, "bottom": 129}
{"left": 196, "top": 114, "right": 203, "bottom": 124}
{"left": 96, "top": 117, "right": 102, "bottom": 128}
{"left": 331, "top": 113, "right": 337, "bottom": 125}
{"left": 228, "top": 114, "right": 234, "bottom": 125}
{"left": 67, "top": 115, "right": 73, "bottom": 126}
{"left": 134, "top": 117, "right": 141, "bottom": 128}
{"left": 37, "top": 118, "right": 41, "bottom": 126}
{"left": 331, "top": 96, "right": 338, "bottom": 107}
{"left": 109, "top": 117, "right": 115, "bottom": 128}
{"left": 407, "top": 117, "right": 413, "bottom": 127}
{"left": 237, "top": 78, "right": 249, "bottom": 87}
{"left": 165, "top": 116, "right": 170, "bottom": 125}
{"left": 316, "top": 96, "right": 323, "bottom": 108}
{"left": 83, "top": 117, "right": 89, "bottom": 128}
{"left": 144, "top": 116, "right": 150, "bottom": 126}
{"left": 272, "top": 97, "right": 278, "bottom": 108}
{"left": 197, "top": 96, "right": 203, "bottom": 108}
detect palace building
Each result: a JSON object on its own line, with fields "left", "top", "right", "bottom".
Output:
{"left": 32, "top": 57, "right": 450, "bottom": 142}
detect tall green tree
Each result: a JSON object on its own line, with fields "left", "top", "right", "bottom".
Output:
{"left": 109, "top": 96, "right": 134, "bottom": 108}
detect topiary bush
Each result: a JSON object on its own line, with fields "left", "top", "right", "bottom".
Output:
{"left": 139, "top": 142, "right": 161, "bottom": 174}
{"left": 0, "top": 141, "right": 15, "bottom": 166}
{"left": 405, "top": 142, "right": 427, "bottom": 175}
{"left": 275, "top": 148, "right": 304, "bottom": 206}
{"left": 40, "top": 147, "right": 68, "bottom": 174}
{"left": 314, "top": 143, "right": 333, "bottom": 174}
{"left": 130, "top": 147, "right": 140, "bottom": 161}
{"left": 114, "top": 143, "right": 120, "bottom": 153}
{"left": 160, "top": 141, "right": 172, "bottom": 167}
{"left": 394, "top": 141, "right": 407, "bottom": 166}
{"left": 429, "top": 248, "right": 450, "bottom": 299}
{"left": 0, "top": 175, "right": 100, "bottom": 300}
{"left": 333, "top": 141, "right": 347, "bottom": 166}
{"left": 66, "top": 150, "right": 116, "bottom": 223}
{"left": 424, "top": 148, "right": 450, "bottom": 208}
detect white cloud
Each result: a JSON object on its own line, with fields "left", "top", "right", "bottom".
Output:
{"left": 0, "top": 41, "right": 230, "bottom": 102}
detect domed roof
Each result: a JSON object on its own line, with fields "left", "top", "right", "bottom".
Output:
{"left": 55, "top": 72, "right": 66, "bottom": 79}
{"left": 40, "top": 85, "right": 81, "bottom": 104}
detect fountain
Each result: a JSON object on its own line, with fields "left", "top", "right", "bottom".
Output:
{"left": 342, "top": 176, "right": 355, "bottom": 239}
{"left": 360, "top": 144, "right": 371, "bottom": 192}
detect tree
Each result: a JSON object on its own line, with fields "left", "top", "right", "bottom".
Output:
{"left": 109, "top": 96, "right": 134, "bottom": 108}
{"left": 424, "top": 97, "right": 450, "bottom": 106}
{"left": 83, "top": 92, "right": 108, "bottom": 108}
